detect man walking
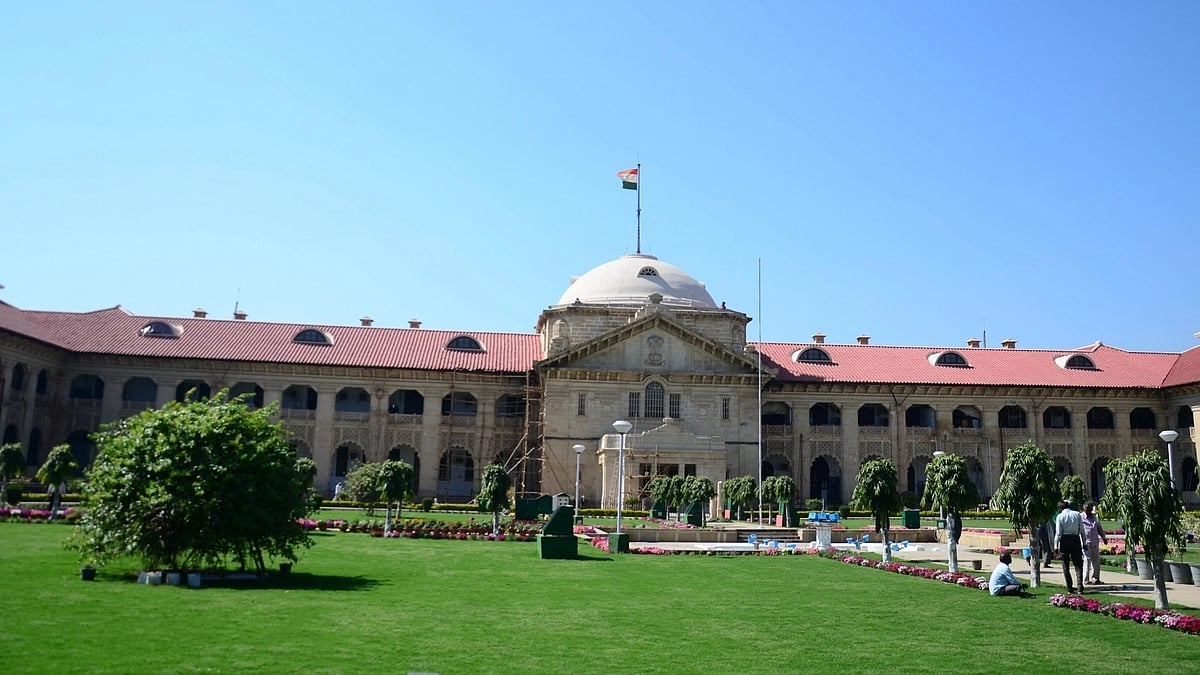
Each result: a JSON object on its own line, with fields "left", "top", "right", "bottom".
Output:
{"left": 1081, "top": 501, "right": 1108, "bottom": 584}
{"left": 1055, "top": 500, "right": 1086, "bottom": 594}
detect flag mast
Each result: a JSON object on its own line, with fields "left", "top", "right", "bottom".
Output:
{"left": 636, "top": 162, "right": 642, "bottom": 254}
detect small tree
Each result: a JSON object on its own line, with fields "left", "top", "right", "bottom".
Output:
{"left": 767, "top": 475, "right": 796, "bottom": 517}
{"left": 378, "top": 460, "right": 413, "bottom": 534}
{"left": 922, "top": 453, "right": 979, "bottom": 573}
{"left": 36, "top": 444, "right": 78, "bottom": 518}
{"left": 1060, "top": 474, "right": 1087, "bottom": 509}
{"left": 477, "top": 463, "right": 512, "bottom": 537}
{"left": 991, "top": 442, "right": 1059, "bottom": 587}
{"left": 0, "top": 443, "right": 25, "bottom": 506}
{"left": 724, "top": 475, "right": 756, "bottom": 520}
{"left": 851, "top": 458, "right": 901, "bottom": 562}
{"left": 1101, "top": 450, "right": 1181, "bottom": 609}
{"left": 667, "top": 475, "right": 685, "bottom": 514}
{"left": 345, "top": 462, "right": 387, "bottom": 514}
{"left": 648, "top": 475, "right": 671, "bottom": 514}
{"left": 680, "top": 475, "right": 716, "bottom": 526}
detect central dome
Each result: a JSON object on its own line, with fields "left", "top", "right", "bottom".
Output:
{"left": 556, "top": 254, "right": 717, "bottom": 308}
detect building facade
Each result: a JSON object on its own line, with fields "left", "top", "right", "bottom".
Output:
{"left": 2, "top": 252, "right": 1199, "bottom": 507}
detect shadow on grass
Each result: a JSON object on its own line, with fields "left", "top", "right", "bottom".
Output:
{"left": 99, "top": 571, "right": 381, "bottom": 592}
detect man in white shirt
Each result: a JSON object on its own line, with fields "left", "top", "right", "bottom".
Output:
{"left": 989, "top": 552, "right": 1026, "bottom": 596}
{"left": 1054, "top": 500, "right": 1085, "bottom": 594}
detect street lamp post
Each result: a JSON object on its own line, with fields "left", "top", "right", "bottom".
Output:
{"left": 573, "top": 444, "right": 585, "bottom": 524}
{"left": 1160, "top": 429, "right": 1179, "bottom": 490}
{"left": 613, "top": 420, "right": 633, "bottom": 535}
{"left": 932, "top": 450, "right": 946, "bottom": 524}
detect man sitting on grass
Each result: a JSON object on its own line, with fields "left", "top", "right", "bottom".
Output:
{"left": 989, "top": 552, "right": 1028, "bottom": 597}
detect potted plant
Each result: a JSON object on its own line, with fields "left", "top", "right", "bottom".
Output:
{"left": 80, "top": 564, "right": 97, "bottom": 581}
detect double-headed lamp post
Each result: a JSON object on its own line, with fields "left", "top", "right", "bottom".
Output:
{"left": 613, "top": 420, "right": 633, "bottom": 534}
{"left": 573, "top": 444, "right": 585, "bottom": 524}
{"left": 1160, "top": 429, "right": 1179, "bottom": 490}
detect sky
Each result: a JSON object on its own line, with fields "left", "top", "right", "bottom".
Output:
{"left": 2, "top": 2, "right": 1197, "bottom": 353}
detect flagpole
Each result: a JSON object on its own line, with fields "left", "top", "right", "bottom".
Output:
{"left": 757, "top": 257, "right": 763, "bottom": 525}
{"left": 636, "top": 162, "right": 642, "bottom": 254}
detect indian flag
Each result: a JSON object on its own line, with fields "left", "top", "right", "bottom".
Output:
{"left": 617, "top": 168, "right": 638, "bottom": 190}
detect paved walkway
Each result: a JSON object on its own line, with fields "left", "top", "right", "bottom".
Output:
{"left": 627, "top": 526, "right": 1200, "bottom": 609}
{"left": 889, "top": 543, "right": 1200, "bottom": 609}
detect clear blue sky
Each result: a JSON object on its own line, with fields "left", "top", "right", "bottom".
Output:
{"left": 3, "top": 2, "right": 1197, "bottom": 352}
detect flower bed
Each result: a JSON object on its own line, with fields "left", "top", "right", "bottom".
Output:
{"left": 0, "top": 507, "right": 80, "bottom": 523}
{"left": 298, "top": 517, "right": 537, "bottom": 541}
{"left": 814, "top": 550, "right": 990, "bottom": 591}
{"left": 1048, "top": 594, "right": 1200, "bottom": 636}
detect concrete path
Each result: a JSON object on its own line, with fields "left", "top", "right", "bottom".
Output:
{"left": 889, "top": 543, "right": 1200, "bottom": 609}
{"left": 626, "top": 527, "right": 1200, "bottom": 609}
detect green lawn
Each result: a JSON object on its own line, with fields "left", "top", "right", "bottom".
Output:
{"left": 0, "top": 522, "right": 1195, "bottom": 674}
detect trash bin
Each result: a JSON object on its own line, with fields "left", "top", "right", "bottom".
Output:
{"left": 901, "top": 508, "right": 920, "bottom": 529}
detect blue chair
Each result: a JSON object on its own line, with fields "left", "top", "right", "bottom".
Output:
{"left": 828, "top": 513, "right": 840, "bottom": 523}
{"left": 862, "top": 534, "right": 870, "bottom": 543}
{"left": 747, "top": 534, "right": 758, "bottom": 545}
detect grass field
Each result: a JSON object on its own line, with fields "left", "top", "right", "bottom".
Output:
{"left": 1, "top": 522, "right": 1195, "bottom": 674}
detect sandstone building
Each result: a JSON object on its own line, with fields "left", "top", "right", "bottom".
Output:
{"left": 2, "top": 252, "right": 1198, "bottom": 507}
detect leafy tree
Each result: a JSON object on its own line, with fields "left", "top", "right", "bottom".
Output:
{"left": 723, "top": 475, "right": 756, "bottom": 520}
{"left": 680, "top": 475, "right": 716, "bottom": 526}
{"left": 850, "top": 458, "right": 901, "bottom": 563}
{"left": 1100, "top": 450, "right": 1182, "bottom": 609}
{"left": 768, "top": 473, "right": 796, "bottom": 514}
{"left": 648, "top": 475, "right": 671, "bottom": 512}
{"left": 991, "top": 442, "right": 1059, "bottom": 587}
{"left": 477, "top": 463, "right": 512, "bottom": 536}
{"left": 1060, "top": 474, "right": 1087, "bottom": 510}
{"left": 922, "top": 454, "right": 979, "bottom": 573}
{"left": 36, "top": 444, "right": 78, "bottom": 519}
{"left": 345, "top": 462, "right": 387, "bottom": 514}
{"left": 378, "top": 460, "right": 413, "bottom": 534}
{"left": 667, "top": 475, "right": 685, "bottom": 512}
{"left": 70, "top": 393, "right": 313, "bottom": 573}
{"left": 0, "top": 443, "right": 25, "bottom": 506}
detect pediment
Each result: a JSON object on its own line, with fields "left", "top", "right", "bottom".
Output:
{"left": 537, "top": 313, "right": 762, "bottom": 377}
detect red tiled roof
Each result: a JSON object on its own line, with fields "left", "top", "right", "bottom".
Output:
{"left": 1163, "top": 345, "right": 1200, "bottom": 388}
{"left": 1, "top": 304, "right": 541, "bottom": 373}
{"left": 3, "top": 301, "right": 1197, "bottom": 388}
{"left": 755, "top": 341, "right": 1183, "bottom": 389}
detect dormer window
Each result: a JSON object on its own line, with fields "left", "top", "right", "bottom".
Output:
{"left": 293, "top": 329, "right": 332, "bottom": 345}
{"left": 929, "top": 351, "right": 970, "bottom": 367}
{"left": 446, "top": 335, "right": 484, "bottom": 351}
{"left": 139, "top": 321, "right": 180, "bottom": 338}
{"left": 638, "top": 267, "right": 659, "bottom": 277}
{"left": 795, "top": 348, "right": 833, "bottom": 364}
{"left": 1065, "top": 355, "right": 1096, "bottom": 370}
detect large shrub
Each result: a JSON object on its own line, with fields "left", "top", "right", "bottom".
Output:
{"left": 71, "top": 392, "right": 313, "bottom": 572}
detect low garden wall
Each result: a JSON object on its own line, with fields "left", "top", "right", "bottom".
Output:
{"left": 797, "top": 528, "right": 940, "bottom": 544}
{"left": 625, "top": 528, "right": 739, "bottom": 543}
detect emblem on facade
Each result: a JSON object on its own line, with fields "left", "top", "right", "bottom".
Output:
{"left": 646, "top": 336, "right": 664, "bottom": 367}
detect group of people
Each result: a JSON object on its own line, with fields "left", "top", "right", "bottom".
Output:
{"left": 990, "top": 500, "right": 1108, "bottom": 597}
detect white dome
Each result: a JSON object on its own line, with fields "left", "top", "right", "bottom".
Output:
{"left": 556, "top": 254, "right": 717, "bottom": 308}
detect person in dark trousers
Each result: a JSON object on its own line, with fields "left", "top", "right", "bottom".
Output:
{"left": 1055, "top": 500, "right": 1086, "bottom": 594}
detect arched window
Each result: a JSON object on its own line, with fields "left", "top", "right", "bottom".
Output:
{"left": 10, "top": 364, "right": 26, "bottom": 391}
{"left": 796, "top": 348, "right": 832, "bottom": 364}
{"left": 1086, "top": 407, "right": 1114, "bottom": 430}
{"left": 1129, "top": 408, "right": 1156, "bottom": 430}
{"left": 809, "top": 403, "right": 841, "bottom": 427}
{"left": 858, "top": 404, "right": 888, "bottom": 427}
{"left": 1043, "top": 406, "right": 1071, "bottom": 429}
{"left": 293, "top": 329, "right": 331, "bottom": 345}
{"left": 638, "top": 267, "right": 659, "bottom": 277}
{"left": 934, "top": 352, "right": 969, "bottom": 367}
{"left": 139, "top": 321, "right": 180, "bottom": 338}
{"left": 442, "top": 392, "right": 478, "bottom": 417}
{"left": 905, "top": 404, "right": 936, "bottom": 428}
{"left": 762, "top": 402, "right": 791, "bottom": 426}
{"left": 446, "top": 336, "right": 483, "bottom": 351}
{"left": 1065, "top": 355, "right": 1095, "bottom": 369}
{"left": 998, "top": 406, "right": 1027, "bottom": 429}
{"left": 644, "top": 382, "right": 665, "bottom": 420}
